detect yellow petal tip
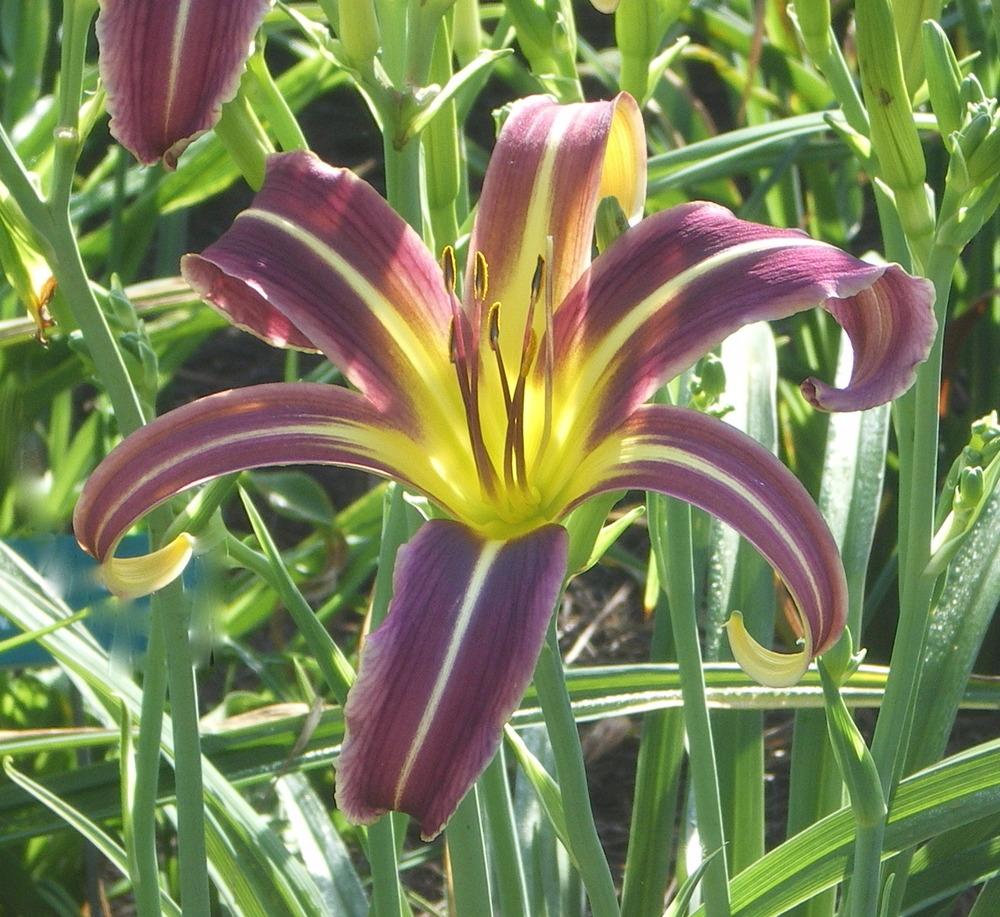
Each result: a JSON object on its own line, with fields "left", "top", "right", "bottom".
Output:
{"left": 725, "top": 611, "right": 812, "bottom": 688}
{"left": 100, "top": 533, "right": 195, "bottom": 600}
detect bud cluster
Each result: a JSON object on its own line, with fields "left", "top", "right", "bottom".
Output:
{"left": 927, "top": 412, "right": 1000, "bottom": 575}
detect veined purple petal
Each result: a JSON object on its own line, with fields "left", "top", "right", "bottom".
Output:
{"left": 573, "top": 404, "right": 847, "bottom": 685}
{"left": 553, "top": 202, "right": 936, "bottom": 445}
{"left": 466, "top": 93, "right": 645, "bottom": 366}
{"left": 73, "top": 383, "right": 415, "bottom": 563}
{"left": 336, "top": 520, "right": 567, "bottom": 840}
{"left": 182, "top": 152, "right": 457, "bottom": 424}
{"left": 97, "top": 0, "right": 270, "bottom": 168}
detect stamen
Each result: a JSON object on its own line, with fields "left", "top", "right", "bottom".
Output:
{"left": 448, "top": 317, "right": 458, "bottom": 363}
{"left": 540, "top": 235, "right": 556, "bottom": 456}
{"left": 441, "top": 245, "right": 457, "bottom": 293}
{"left": 530, "top": 255, "right": 544, "bottom": 306}
{"left": 450, "top": 302, "right": 500, "bottom": 499}
{"left": 505, "top": 330, "right": 538, "bottom": 490}
{"left": 474, "top": 251, "right": 489, "bottom": 302}
{"left": 487, "top": 302, "right": 513, "bottom": 414}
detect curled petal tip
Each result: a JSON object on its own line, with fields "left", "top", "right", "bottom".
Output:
{"left": 99, "top": 533, "right": 195, "bottom": 600}
{"left": 725, "top": 611, "right": 812, "bottom": 688}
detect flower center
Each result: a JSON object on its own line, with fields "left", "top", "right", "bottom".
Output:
{"left": 441, "top": 245, "right": 557, "bottom": 528}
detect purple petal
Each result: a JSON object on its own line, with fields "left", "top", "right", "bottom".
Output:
{"left": 553, "top": 202, "right": 936, "bottom": 444}
{"left": 336, "top": 520, "right": 567, "bottom": 840}
{"left": 73, "top": 383, "right": 415, "bottom": 562}
{"left": 466, "top": 93, "right": 645, "bottom": 366}
{"left": 181, "top": 152, "right": 456, "bottom": 423}
{"left": 97, "top": 0, "right": 270, "bottom": 168}
{"left": 573, "top": 404, "right": 847, "bottom": 684}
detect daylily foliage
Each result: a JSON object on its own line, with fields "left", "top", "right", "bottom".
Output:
{"left": 73, "top": 93, "right": 935, "bottom": 838}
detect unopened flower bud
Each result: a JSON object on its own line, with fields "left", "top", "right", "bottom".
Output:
{"left": 922, "top": 20, "right": 963, "bottom": 138}
{"left": 855, "top": 0, "right": 926, "bottom": 192}
{"left": 336, "top": 0, "right": 380, "bottom": 69}
{"left": 960, "top": 74, "right": 987, "bottom": 107}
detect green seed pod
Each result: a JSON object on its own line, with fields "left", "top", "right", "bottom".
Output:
{"left": 921, "top": 20, "right": 963, "bottom": 138}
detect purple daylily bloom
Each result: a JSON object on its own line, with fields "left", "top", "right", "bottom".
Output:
{"left": 73, "top": 93, "right": 936, "bottom": 839}
{"left": 96, "top": 0, "right": 271, "bottom": 168}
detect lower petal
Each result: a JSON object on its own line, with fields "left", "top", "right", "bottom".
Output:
{"left": 572, "top": 404, "right": 847, "bottom": 686}
{"left": 335, "top": 520, "right": 567, "bottom": 840}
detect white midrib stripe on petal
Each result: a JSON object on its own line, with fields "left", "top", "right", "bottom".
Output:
{"left": 164, "top": 0, "right": 193, "bottom": 140}
{"left": 562, "top": 235, "right": 822, "bottom": 422}
{"left": 91, "top": 419, "right": 378, "bottom": 555}
{"left": 629, "top": 437, "right": 825, "bottom": 639}
{"left": 238, "top": 209, "right": 458, "bottom": 426}
{"left": 393, "top": 539, "right": 502, "bottom": 808}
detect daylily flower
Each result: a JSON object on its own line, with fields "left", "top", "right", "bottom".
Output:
{"left": 73, "top": 93, "right": 936, "bottom": 839}
{"left": 96, "top": 0, "right": 271, "bottom": 168}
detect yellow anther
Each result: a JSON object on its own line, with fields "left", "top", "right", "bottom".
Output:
{"left": 487, "top": 302, "right": 502, "bottom": 349}
{"left": 441, "top": 245, "right": 457, "bottom": 293}
{"left": 99, "top": 533, "right": 196, "bottom": 601}
{"left": 530, "top": 255, "right": 545, "bottom": 305}
{"left": 474, "top": 251, "right": 489, "bottom": 301}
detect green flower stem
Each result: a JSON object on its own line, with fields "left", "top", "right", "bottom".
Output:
{"left": 870, "top": 242, "right": 957, "bottom": 794}
{"left": 817, "top": 656, "right": 886, "bottom": 917}
{"left": 158, "top": 582, "right": 211, "bottom": 916}
{"left": 132, "top": 608, "right": 168, "bottom": 917}
{"left": 447, "top": 787, "right": 495, "bottom": 917}
{"left": 50, "top": 0, "right": 96, "bottom": 214}
{"left": 0, "top": 125, "right": 52, "bottom": 234}
{"left": 650, "top": 494, "right": 731, "bottom": 917}
{"left": 247, "top": 50, "right": 310, "bottom": 153}
{"left": 844, "top": 822, "right": 885, "bottom": 916}
{"left": 869, "top": 241, "right": 959, "bottom": 913}
{"left": 374, "top": 0, "right": 408, "bottom": 87}
{"left": 533, "top": 620, "right": 620, "bottom": 917}
{"left": 29, "top": 6, "right": 210, "bottom": 911}
{"left": 367, "top": 485, "right": 418, "bottom": 917}
{"left": 808, "top": 30, "right": 870, "bottom": 138}
{"left": 46, "top": 221, "right": 148, "bottom": 432}
{"left": 479, "top": 749, "right": 529, "bottom": 917}
{"left": 424, "top": 18, "right": 461, "bottom": 251}
{"left": 620, "top": 590, "right": 684, "bottom": 917}
{"left": 383, "top": 131, "right": 424, "bottom": 235}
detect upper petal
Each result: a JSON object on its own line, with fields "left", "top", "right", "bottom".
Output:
{"left": 466, "top": 93, "right": 646, "bottom": 365}
{"left": 552, "top": 202, "right": 936, "bottom": 445}
{"left": 335, "top": 520, "right": 567, "bottom": 840}
{"left": 96, "top": 0, "right": 271, "bottom": 168}
{"left": 181, "top": 152, "right": 459, "bottom": 427}
{"left": 571, "top": 404, "right": 848, "bottom": 686}
{"left": 73, "top": 383, "right": 419, "bottom": 568}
